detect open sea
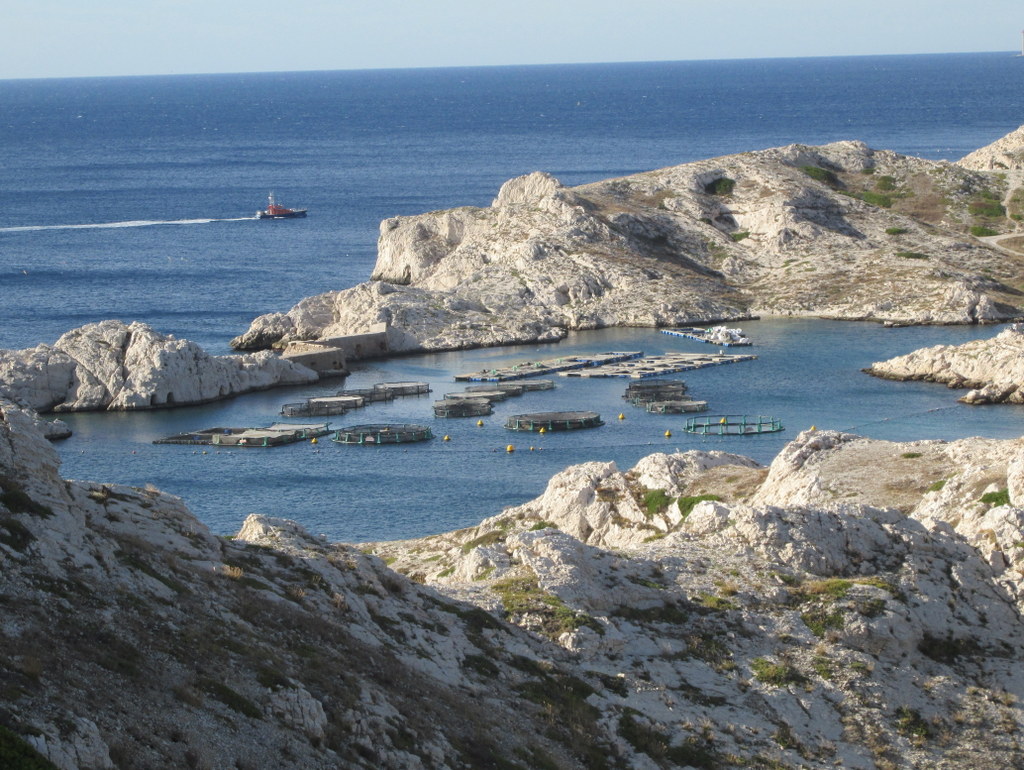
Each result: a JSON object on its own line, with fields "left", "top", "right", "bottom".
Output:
{"left": 3, "top": 52, "right": 1024, "bottom": 541}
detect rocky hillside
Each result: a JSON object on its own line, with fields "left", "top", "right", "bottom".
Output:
{"left": 866, "top": 323, "right": 1024, "bottom": 404}
{"left": 233, "top": 130, "right": 1024, "bottom": 355}
{"left": 3, "top": 397, "right": 1024, "bottom": 769}
{"left": 0, "top": 320, "right": 317, "bottom": 413}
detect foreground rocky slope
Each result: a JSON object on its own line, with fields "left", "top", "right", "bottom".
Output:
{"left": 233, "top": 129, "right": 1024, "bottom": 355}
{"left": 0, "top": 320, "right": 317, "bottom": 413}
{"left": 866, "top": 323, "right": 1024, "bottom": 404}
{"left": 3, "top": 397, "right": 1023, "bottom": 769}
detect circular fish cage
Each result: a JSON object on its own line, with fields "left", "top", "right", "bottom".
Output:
{"left": 504, "top": 411, "right": 604, "bottom": 432}
{"left": 623, "top": 379, "right": 687, "bottom": 404}
{"left": 332, "top": 423, "right": 434, "bottom": 445}
{"left": 433, "top": 398, "right": 493, "bottom": 418}
{"left": 684, "top": 415, "right": 784, "bottom": 435}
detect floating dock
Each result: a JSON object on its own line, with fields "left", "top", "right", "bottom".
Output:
{"left": 454, "top": 352, "right": 642, "bottom": 382}
{"left": 154, "top": 423, "right": 331, "bottom": 447}
{"left": 662, "top": 327, "right": 752, "bottom": 346}
{"left": 504, "top": 411, "right": 604, "bottom": 432}
{"left": 684, "top": 414, "right": 783, "bottom": 435}
{"left": 559, "top": 352, "right": 755, "bottom": 378}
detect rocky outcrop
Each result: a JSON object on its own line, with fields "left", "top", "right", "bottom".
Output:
{"left": 0, "top": 319, "right": 318, "bottom": 412}
{"left": 865, "top": 323, "right": 1024, "bottom": 404}
{"left": 959, "top": 124, "right": 1024, "bottom": 171}
{"left": 4, "top": 398, "right": 1024, "bottom": 767}
{"left": 234, "top": 130, "right": 1024, "bottom": 354}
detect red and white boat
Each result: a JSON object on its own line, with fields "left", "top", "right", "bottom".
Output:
{"left": 256, "top": 192, "right": 307, "bottom": 219}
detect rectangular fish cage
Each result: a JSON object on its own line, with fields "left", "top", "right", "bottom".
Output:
{"left": 645, "top": 399, "right": 709, "bottom": 414}
{"left": 332, "top": 423, "right": 434, "bottom": 444}
{"left": 433, "top": 398, "right": 493, "bottom": 417}
{"left": 623, "top": 379, "right": 688, "bottom": 404}
{"left": 684, "top": 415, "right": 784, "bottom": 435}
{"left": 373, "top": 381, "right": 432, "bottom": 397}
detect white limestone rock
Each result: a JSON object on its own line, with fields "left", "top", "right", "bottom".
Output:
{"left": 234, "top": 135, "right": 1024, "bottom": 354}
{"left": 958, "top": 123, "right": 1024, "bottom": 170}
{"left": 0, "top": 320, "right": 318, "bottom": 412}
{"left": 866, "top": 324, "right": 1024, "bottom": 403}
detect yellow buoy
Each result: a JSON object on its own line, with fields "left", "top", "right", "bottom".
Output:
{"left": 443, "top": 435, "right": 451, "bottom": 441}
{"left": 506, "top": 444, "right": 515, "bottom": 453}
{"left": 810, "top": 425, "right": 817, "bottom": 431}
{"left": 664, "top": 430, "right": 672, "bottom": 438}
{"left": 618, "top": 413, "right": 625, "bottom": 420}
{"left": 477, "top": 419, "right": 484, "bottom": 427}
{"left": 538, "top": 426, "right": 546, "bottom": 434}
{"left": 720, "top": 416, "right": 727, "bottom": 424}
{"left": 310, "top": 437, "right": 318, "bottom": 444}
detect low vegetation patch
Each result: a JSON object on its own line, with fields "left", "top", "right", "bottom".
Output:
{"left": 970, "top": 225, "right": 999, "bottom": 237}
{"left": 750, "top": 657, "right": 803, "bottom": 687}
{"left": 980, "top": 489, "right": 1010, "bottom": 507}
{"left": 730, "top": 231, "right": 750, "bottom": 242}
{"left": 969, "top": 198, "right": 1005, "bottom": 218}
{"left": 493, "top": 575, "right": 602, "bottom": 638}
{"left": 704, "top": 177, "right": 735, "bottom": 195}
{"left": 677, "top": 494, "right": 721, "bottom": 519}
{"left": 0, "top": 725, "right": 57, "bottom": 770}
{"left": 801, "top": 165, "right": 841, "bottom": 187}
{"left": 896, "top": 251, "right": 929, "bottom": 260}
{"left": 885, "top": 226, "right": 909, "bottom": 235}
{"left": 642, "top": 488, "right": 674, "bottom": 517}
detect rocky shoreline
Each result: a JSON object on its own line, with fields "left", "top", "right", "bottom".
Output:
{"left": 866, "top": 324, "right": 1024, "bottom": 404}
{"left": 0, "top": 319, "right": 317, "bottom": 415}
{"left": 2, "top": 398, "right": 1024, "bottom": 768}
{"left": 232, "top": 130, "right": 1024, "bottom": 357}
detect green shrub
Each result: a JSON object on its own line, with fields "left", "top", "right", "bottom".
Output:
{"left": 730, "top": 231, "right": 750, "bottom": 242}
{"left": 927, "top": 479, "right": 946, "bottom": 492}
{"left": 801, "top": 607, "right": 845, "bottom": 637}
{"left": 750, "top": 657, "right": 803, "bottom": 687}
{"left": 0, "top": 483, "right": 53, "bottom": 518}
{"left": 642, "top": 488, "right": 673, "bottom": 517}
{"left": 529, "top": 520, "right": 557, "bottom": 531}
{"left": 980, "top": 489, "right": 1010, "bottom": 506}
{"left": 859, "top": 190, "right": 892, "bottom": 207}
{"left": 895, "top": 706, "right": 932, "bottom": 739}
{"left": 970, "top": 225, "right": 999, "bottom": 237}
{"left": 885, "top": 226, "right": 909, "bottom": 235}
{"left": 969, "top": 199, "right": 1005, "bottom": 218}
{"left": 801, "top": 166, "right": 840, "bottom": 187}
{"left": 198, "top": 677, "right": 261, "bottom": 719}
{"left": 901, "top": 452, "right": 923, "bottom": 459}
{"left": 461, "top": 530, "right": 503, "bottom": 553}
{"left": 875, "top": 175, "right": 897, "bottom": 191}
{"left": 0, "top": 725, "right": 57, "bottom": 770}
{"left": 896, "top": 251, "right": 929, "bottom": 260}
{"left": 677, "top": 494, "right": 721, "bottom": 519}
{"left": 704, "top": 177, "right": 735, "bottom": 195}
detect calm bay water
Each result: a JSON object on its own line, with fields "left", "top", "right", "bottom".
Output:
{"left": 3, "top": 53, "right": 1024, "bottom": 540}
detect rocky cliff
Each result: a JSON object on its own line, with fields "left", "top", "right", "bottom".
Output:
{"left": 233, "top": 130, "right": 1024, "bottom": 355}
{"left": 3, "top": 395, "right": 1023, "bottom": 769}
{"left": 865, "top": 323, "right": 1024, "bottom": 404}
{"left": 0, "top": 320, "right": 318, "bottom": 413}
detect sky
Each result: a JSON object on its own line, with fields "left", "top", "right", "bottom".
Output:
{"left": 1, "top": 0, "right": 1020, "bottom": 80}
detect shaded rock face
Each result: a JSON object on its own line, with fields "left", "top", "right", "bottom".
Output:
{"left": 0, "top": 320, "right": 318, "bottom": 412}
{"left": 865, "top": 324, "right": 1024, "bottom": 404}
{"left": 5, "top": 397, "right": 1024, "bottom": 767}
{"left": 234, "top": 130, "right": 1024, "bottom": 354}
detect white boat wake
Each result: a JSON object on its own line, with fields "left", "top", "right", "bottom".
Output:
{"left": 0, "top": 217, "right": 254, "bottom": 233}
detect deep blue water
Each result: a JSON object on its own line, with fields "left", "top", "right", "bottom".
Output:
{"left": 3, "top": 53, "right": 1024, "bottom": 541}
